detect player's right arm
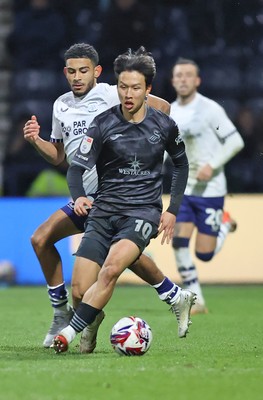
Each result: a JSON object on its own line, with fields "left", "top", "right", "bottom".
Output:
{"left": 23, "top": 115, "right": 65, "bottom": 165}
{"left": 67, "top": 164, "right": 92, "bottom": 216}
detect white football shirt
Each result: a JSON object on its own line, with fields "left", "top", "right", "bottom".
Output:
{"left": 50, "top": 83, "right": 119, "bottom": 195}
{"left": 170, "top": 92, "right": 244, "bottom": 197}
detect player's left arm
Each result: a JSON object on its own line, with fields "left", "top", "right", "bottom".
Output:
{"left": 208, "top": 105, "right": 244, "bottom": 170}
{"left": 147, "top": 94, "right": 171, "bottom": 115}
{"left": 158, "top": 121, "right": 189, "bottom": 244}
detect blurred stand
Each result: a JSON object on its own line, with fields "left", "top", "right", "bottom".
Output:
{"left": 2, "top": 112, "right": 50, "bottom": 196}
{"left": 1, "top": 0, "right": 263, "bottom": 195}
{"left": 0, "top": 259, "right": 16, "bottom": 287}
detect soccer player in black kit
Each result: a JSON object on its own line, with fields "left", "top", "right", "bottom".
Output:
{"left": 53, "top": 46, "right": 196, "bottom": 353}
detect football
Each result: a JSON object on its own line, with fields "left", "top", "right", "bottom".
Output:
{"left": 110, "top": 316, "right": 153, "bottom": 356}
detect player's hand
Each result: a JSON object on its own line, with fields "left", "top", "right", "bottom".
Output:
{"left": 74, "top": 196, "right": 93, "bottom": 216}
{"left": 196, "top": 163, "right": 213, "bottom": 181}
{"left": 158, "top": 211, "right": 176, "bottom": 245}
{"left": 23, "top": 115, "right": 40, "bottom": 143}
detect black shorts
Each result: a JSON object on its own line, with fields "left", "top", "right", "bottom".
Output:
{"left": 76, "top": 215, "right": 159, "bottom": 266}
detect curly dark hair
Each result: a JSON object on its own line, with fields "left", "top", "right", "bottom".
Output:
{"left": 64, "top": 43, "right": 99, "bottom": 66}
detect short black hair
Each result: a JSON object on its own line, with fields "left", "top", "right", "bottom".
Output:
{"left": 64, "top": 43, "right": 99, "bottom": 66}
{"left": 113, "top": 46, "right": 156, "bottom": 87}
{"left": 173, "top": 57, "right": 200, "bottom": 76}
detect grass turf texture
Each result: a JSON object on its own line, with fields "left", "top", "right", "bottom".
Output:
{"left": 0, "top": 285, "right": 262, "bottom": 400}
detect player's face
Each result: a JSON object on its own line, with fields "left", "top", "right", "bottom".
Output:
{"left": 171, "top": 64, "right": 201, "bottom": 101}
{"left": 64, "top": 58, "right": 102, "bottom": 97}
{"left": 117, "top": 71, "right": 151, "bottom": 120}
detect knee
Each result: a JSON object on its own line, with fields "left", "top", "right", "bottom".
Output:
{"left": 31, "top": 222, "right": 54, "bottom": 253}
{"left": 31, "top": 228, "right": 45, "bottom": 252}
{"left": 71, "top": 282, "right": 84, "bottom": 306}
{"left": 195, "top": 251, "right": 214, "bottom": 262}
{"left": 100, "top": 263, "right": 120, "bottom": 286}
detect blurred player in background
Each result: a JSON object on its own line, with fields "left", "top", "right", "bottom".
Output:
{"left": 52, "top": 46, "right": 195, "bottom": 353}
{"left": 169, "top": 58, "right": 244, "bottom": 314}
{"left": 23, "top": 43, "right": 190, "bottom": 352}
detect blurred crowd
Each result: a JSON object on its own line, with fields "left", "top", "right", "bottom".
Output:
{"left": 1, "top": 0, "right": 263, "bottom": 196}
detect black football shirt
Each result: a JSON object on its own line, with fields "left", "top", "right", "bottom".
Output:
{"left": 68, "top": 105, "right": 188, "bottom": 225}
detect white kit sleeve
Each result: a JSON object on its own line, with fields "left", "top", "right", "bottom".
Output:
{"left": 208, "top": 103, "right": 244, "bottom": 170}
{"left": 50, "top": 99, "right": 63, "bottom": 141}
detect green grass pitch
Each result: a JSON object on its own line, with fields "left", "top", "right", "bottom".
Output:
{"left": 0, "top": 285, "right": 262, "bottom": 400}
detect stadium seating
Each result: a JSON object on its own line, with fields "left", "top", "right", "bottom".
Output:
{"left": 11, "top": 69, "right": 64, "bottom": 102}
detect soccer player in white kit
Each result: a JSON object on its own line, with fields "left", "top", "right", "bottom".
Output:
{"left": 23, "top": 43, "right": 188, "bottom": 351}
{"left": 169, "top": 58, "right": 244, "bottom": 314}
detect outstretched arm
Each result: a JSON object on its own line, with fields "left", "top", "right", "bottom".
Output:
{"left": 23, "top": 115, "right": 65, "bottom": 165}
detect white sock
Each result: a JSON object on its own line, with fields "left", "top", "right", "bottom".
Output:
{"left": 165, "top": 284, "right": 181, "bottom": 305}
{"left": 152, "top": 278, "right": 181, "bottom": 305}
{"left": 60, "top": 325, "right": 76, "bottom": 344}
{"left": 215, "top": 222, "right": 231, "bottom": 254}
{"left": 174, "top": 247, "right": 205, "bottom": 306}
